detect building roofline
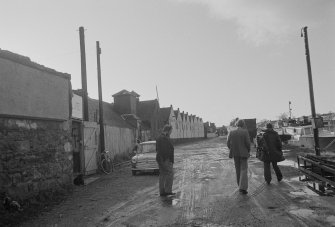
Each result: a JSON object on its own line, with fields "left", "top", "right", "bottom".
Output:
{"left": 0, "top": 49, "right": 70, "bottom": 79}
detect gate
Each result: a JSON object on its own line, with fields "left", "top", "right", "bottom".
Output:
{"left": 83, "top": 121, "right": 99, "bottom": 175}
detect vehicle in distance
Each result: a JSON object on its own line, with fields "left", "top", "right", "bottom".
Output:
{"left": 131, "top": 141, "right": 159, "bottom": 176}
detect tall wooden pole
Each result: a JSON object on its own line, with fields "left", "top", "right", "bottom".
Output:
{"left": 79, "top": 27, "right": 89, "bottom": 121}
{"left": 302, "top": 26, "right": 320, "bottom": 156}
{"left": 96, "top": 41, "right": 105, "bottom": 153}
{"left": 289, "top": 101, "right": 292, "bottom": 119}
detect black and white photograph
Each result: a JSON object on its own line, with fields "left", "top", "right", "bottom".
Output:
{"left": 1, "top": 0, "right": 335, "bottom": 226}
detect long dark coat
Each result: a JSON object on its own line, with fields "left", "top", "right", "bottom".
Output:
{"left": 259, "top": 129, "right": 284, "bottom": 162}
{"left": 156, "top": 134, "right": 174, "bottom": 164}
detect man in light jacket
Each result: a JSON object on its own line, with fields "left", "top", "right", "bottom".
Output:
{"left": 227, "top": 119, "right": 251, "bottom": 194}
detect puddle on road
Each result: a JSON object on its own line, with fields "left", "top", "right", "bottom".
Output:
{"left": 161, "top": 197, "right": 180, "bottom": 207}
{"left": 200, "top": 176, "right": 216, "bottom": 182}
{"left": 278, "top": 159, "right": 297, "bottom": 168}
{"left": 290, "top": 188, "right": 318, "bottom": 197}
{"left": 289, "top": 208, "right": 316, "bottom": 218}
{"left": 326, "top": 215, "right": 335, "bottom": 225}
{"left": 172, "top": 198, "right": 180, "bottom": 206}
{"left": 288, "top": 176, "right": 300, "bottom": 182}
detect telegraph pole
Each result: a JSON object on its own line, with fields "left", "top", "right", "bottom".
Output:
{"left": 289, "top": 101, "right": 292, "bottom": 119}
{"left": 96, "top": 41, "right": 105, "bottom": 153}
{"left": 79, "top": 27, "right": 89, "bottom": 121}
{"left": 156, "top": 85, "right": 160, "bottom": 103}
{"left": 301, "top": 26, "right": 320, "bottom": 156}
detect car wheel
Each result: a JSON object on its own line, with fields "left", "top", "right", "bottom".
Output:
{"left": 132, "top": 170, "right": 137, "bottom": 176}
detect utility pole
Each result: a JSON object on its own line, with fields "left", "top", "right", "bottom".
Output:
{"left": 289, "top": 101, "right": 292, "bottom": 119}
{"left": 79, "top": 26, "right": 89, "bottom": 121}
{"left": 156, "top": 85, "right": 159, "bottom": 103}
{"left": 96, "top": 41, "right": 105, "bottom": 153}
{"left": 301, "top": 26, "right": 320, "bottom": 156}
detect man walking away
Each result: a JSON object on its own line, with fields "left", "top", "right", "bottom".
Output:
{"left": 227, "top": 119, "right": 251, "bottom": 194}
{"left": 261, "top": 123, "right": 284, "bottom": 184}
{"left": 156, "top": 125, "right": 175, "bottom": 196}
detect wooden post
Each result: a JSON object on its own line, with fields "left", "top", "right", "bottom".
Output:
{"left": 96, "top": 41, "right": 105, "bottom": 153}
{"left": 79, "top": 26, "right": 89, "bottom": 121}
{"left": 301, "top": 26, "right": 320, "bottom": 156}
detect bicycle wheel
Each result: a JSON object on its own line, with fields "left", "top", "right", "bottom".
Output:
{"left": 101, "top": 158, "right": 112, "bottom": 174}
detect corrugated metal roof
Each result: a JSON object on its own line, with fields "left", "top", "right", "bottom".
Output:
{"left": 88, "top": 98, "right": 133, "bottom": 129}
{"left": 121, "top": 114, "right": 140, "bottom": 128}
{"left": 112, "top": 89, "right": 140, "bottom": 97}
{"left": 137, "top": 99, "right": 159, "bottom": 120}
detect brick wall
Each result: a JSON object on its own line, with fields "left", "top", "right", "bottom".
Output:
{"left": 0, "top": 117, "right": 73, "bottom": 201}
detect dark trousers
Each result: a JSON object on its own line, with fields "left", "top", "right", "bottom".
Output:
{"left": 158, "top": 160, "right": 174, "bottom": 194}
{"left": 264, "top": 161, "right": 282, "bottom": 183}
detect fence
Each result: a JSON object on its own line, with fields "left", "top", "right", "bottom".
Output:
{"left": 104, "top": 125, "right": 134, "bottom": 159}
{"left": 83, "top": 122, "right": 135, "bottom": 175}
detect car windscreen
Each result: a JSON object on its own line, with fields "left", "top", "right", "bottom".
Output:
{"left": 140, "top": 144, "right": 156, "bottom": 153}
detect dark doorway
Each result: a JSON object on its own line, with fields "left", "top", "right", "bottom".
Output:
{"left": 72, "top": 120, "right": 82, "bottom": 173}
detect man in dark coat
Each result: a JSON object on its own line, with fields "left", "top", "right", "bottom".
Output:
{"left": 156, "top": 125, "right": 175, "bottom": 196}
{"left": 227, "top": 119, "right": 251, "bottom": 194}
{"left": 261, "top": 123, "right": 284, "bottom": 184}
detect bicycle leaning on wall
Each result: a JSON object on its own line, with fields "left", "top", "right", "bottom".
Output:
{"left": 100, "top": 150, "right": 113, "bottom": 174}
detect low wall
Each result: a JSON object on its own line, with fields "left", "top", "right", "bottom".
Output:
{"left": 298, "top": 136, "right": 335, "bottom": 151}
{"left": 0, "top": 117, "right": 73, "bottom": 201}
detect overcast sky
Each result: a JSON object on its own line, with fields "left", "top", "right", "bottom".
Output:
{"left": 1, "top": 0, "right": 334, "bottom": 126}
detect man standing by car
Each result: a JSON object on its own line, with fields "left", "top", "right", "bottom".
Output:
{"left": 156, "top": 125, "right": 175, "bottom": 197}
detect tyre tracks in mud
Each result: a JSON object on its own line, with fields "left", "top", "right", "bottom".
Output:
{"left": 22, "top": 137, "right": 335, "bottom": 226}
{"left": 95, "top": 137, "right": 335, "bottom": 226}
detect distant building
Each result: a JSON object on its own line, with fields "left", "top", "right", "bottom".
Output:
{"left": 137, "top": 99, "right": 161, "bottom": 139}
{"left": 159, "top": 105, "right": 177, "bottom": 139}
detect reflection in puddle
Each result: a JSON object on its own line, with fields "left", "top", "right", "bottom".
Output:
{"left": 172, "top": 198, "right": 179, "bottom": 206}
{"left": 326, "top": 215, "right": 335, "bottom": 225}
{"left": 290, "top": 188, "right": 318, "bottom": 196}
{"left": 161, "top": 197, "right": 180, "bottom": 207}
{"left": 289, "top": 208, "right": 315, "bottom": 217}
{"left": 288, "top": 176, "right": 301, "bottom": 182}
{"left": 279, "top": 159, "right": 297, "bottom": 168}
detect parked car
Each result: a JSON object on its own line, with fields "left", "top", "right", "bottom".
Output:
{"left": 131, "top": 141, "right": 159, "bottom": 176}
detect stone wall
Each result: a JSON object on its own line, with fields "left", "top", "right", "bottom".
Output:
{"left": 0, "top": 117, "right": 73, "bottom": 201}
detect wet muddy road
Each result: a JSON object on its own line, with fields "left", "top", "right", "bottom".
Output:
{"left": 24, "top": 137, "right": 335, "bottom": 227}
{"left": 98, "top": 137, "right": 335, "bottom": 227}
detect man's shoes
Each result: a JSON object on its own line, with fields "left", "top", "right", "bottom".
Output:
{"left": 239, "top": 189, "right": 248, "bottom": 194}
{"left": 278, "top": 177, "right": 283, "bottom": 182}
{"left": 266, "top": 181, "right": 271, "bottom": 185}
{"left": 160, "top": 193, "right": 167, "bottom": 197}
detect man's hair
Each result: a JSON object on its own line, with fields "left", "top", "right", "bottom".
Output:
{"left": 162, "top": 124, "right": 172, "bottom": 133}
{"left": 236, "top": 119, "right": 245, "bottom": 128}
{"left": 266, "top": 123, "right": 273, "bottom": 129}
